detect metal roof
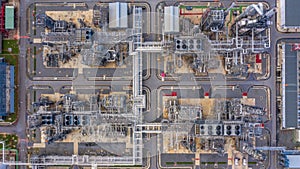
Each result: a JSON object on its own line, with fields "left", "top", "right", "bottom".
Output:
{"left": 5, "top": 6, "right": 14, "bottom": 29}
{"left": 285, "top": 0, "right": 300, "bottom": 27}
{"left": 282, "top": 44, "right": 299, "bottom": 128}
{"left": 164, "top": 6, "right": 179, "bottom": 33}
{"left": 0, "top": 61, "right": 14, "bottom": 117}
{"left": 286, "top": 155, "right": 300, "bottom": 168}
{"left": 109, "top": 2, "right": 128, "bottom": 28}
{"left": 0, "top": 63, "right": 7, "bottom": 116}
{"left": 9, "top": 65, "right": 14, "bottom": 113}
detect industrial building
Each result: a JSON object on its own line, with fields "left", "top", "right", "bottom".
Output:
{"left": 200, "top": 9, "right": 226, "bottom": 32}
{"left": 4, "top": 6, "right": 14, "bottom": 29}
{"left": 0, "top": 58, "right": 14, "bottom": 118}
{"left": 164, "top": 6, "right": 179, "bottom": 33}
{"left": 280, "top": 43, "right": 300, "bottom": 129}
{"left": 280, "top": 0, "right": 300, "bottom": 30}
{"left": 279, "top": 151, "right": 300, "bottom": 168}
{"left": 285, "top": 155, "right": 300, "bottom": 168}
{"left": 109, "top": 2, "right": 128, "bottom": 29}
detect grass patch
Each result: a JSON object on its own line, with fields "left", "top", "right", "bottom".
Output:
{"left": 0, "top": 55, "right": 19, "bottom": 122}
{"left": 33, "top": 57, "right": 36, "bottom": 71}
{"left": 33, "top": 90, "right": 36, "bottom": 102}
{"left": 177, "top": 162, "right": 194, "bottom": 165}
{"left": 33, "top": 29, "right": 36, "bottom": 35}
{"left": 166, "top": 162, "right": 175, "bottom": 165}
{"left": 33, "top": 46, "right": 36, "bottom": 55}
{"left": 2, "top": 40, "right": 19, "bottom": 54}
{"left": 0, "top": 134, "right": 18, "bottom": 149}
{"left": 248, "top": 162, "right": 257, "bottom": 165}
{"left": 2, "top": 54, "right": 18, "bottom": 65}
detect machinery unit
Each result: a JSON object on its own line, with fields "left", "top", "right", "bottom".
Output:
{"left": 200, "top": 9, "right": 225, "bottom": 32}
{"left": 232, "top": 3, "right": 276, "bottom": 36}
{"left": 175, "top": 37, "right": 203, "bottom": 52}
{"left": 224, "top": 124, "right": 242, "bottom": 136}
{"left": 199, "top": 123, "right": 223, "bottom": 136}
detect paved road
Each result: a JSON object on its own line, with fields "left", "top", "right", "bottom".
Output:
{"left": 1, "top": 0, "right": 300, "bottom": 169}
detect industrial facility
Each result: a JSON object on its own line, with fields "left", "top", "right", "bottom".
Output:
{"left": 22, "top": 1, "right": 276, "bottom": 168}
{"left": 160, "top": 92, "right": 267, "bottom": 159}
{"left": 2, "top": 1, "right": 296, "bottom": 169}
{"left": 157, "top": 2, "right": 275, "bottom": 80}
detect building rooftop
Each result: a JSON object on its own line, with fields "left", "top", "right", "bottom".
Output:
{"left": 5, "top": 6, "right": 14, "bottom": 29}
{"left": 0, "top": 60, "right": 14, "bottom": 117}
{"left": 282, "top": 44, "right": 299, "bottom": 129}
{"left": 286, "top": 155, "right": 300, "bottom": 168}
{"left": 109, "top": 2, "right": 128, "bottom": 28}
{"left": 164, "top": 6, "right": 179, "bottom": 33}
{"left": 285, "top": 0, "right": 300, "bottom": 27}
{"left": 0, "top": 63, "right": 7, "bottom": 116}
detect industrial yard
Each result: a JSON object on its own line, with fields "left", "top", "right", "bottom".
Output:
{"left": 1, "top": 0, "right": 300, "bottom": 169}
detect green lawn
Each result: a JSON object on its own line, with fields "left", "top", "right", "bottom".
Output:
{"left": 177, "top": 162, "right": 194, "bottom": 165}
{"left": 2, "top": 54, "right": 18, "bottom": 66}
{"left": 0, "top": 134, "right": 18, "bottom": 149}
{"left": 2, "top": 40, "right": 19, "bottom": 54}
{"left": 201, "top": 162, "right": 227, "bottom": 165}
{"left": 33, "top": 46, "right": 36, "bottom": 55}
{"left": 33, "top": 57, "right": 36, "bottom": 72}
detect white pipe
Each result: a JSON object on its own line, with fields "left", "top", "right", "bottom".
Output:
{"left": 0, "top": 141, "right": 4, "bottom": 164}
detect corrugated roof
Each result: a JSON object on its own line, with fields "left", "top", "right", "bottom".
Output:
{"left": 287, "top": 155, "right": 300, "bottom": 168}
{"left": 5, "top": 6, "right": 14, "bottom": 29}
{"left": 0, "top": 62, "right": 14, "bottom": 117}
{"left": 164, "top": 6, "right": 179, "bottom": 33}
{"left": 9, "top": 66, "right": 14, "bottom": 113}
{"left": 283, "top": 44, "right": 299, "bottom": 128}
{"left": 0, "top": 63, "right": 7, "bottom": 116}
{"left": 109, "top": 2, "right": 128, "bottom": 28}
{"left": 285, "top": 0, "right": 300, "bottom": 26}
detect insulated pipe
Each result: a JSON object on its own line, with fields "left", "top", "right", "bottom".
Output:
{"left": 224, "top": 2, "right": 235, "bottom": 14}
{"left": 0, "top": 141, "right": 4, "bottom": 163}
{"left": 235, "top": 3, "right": 263, "bottom": 21}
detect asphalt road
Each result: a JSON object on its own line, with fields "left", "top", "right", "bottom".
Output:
{"left": 1, "top": 0, "right": 300, "bottom": 169}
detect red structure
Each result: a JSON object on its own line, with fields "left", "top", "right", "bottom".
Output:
{"left": 255, "top": 54, "right": 262, "bottom": 63}
{"left": 0, "top": 3, "right": 8, "bottom": 36}
{"left": 292, "top": 43, "right": 300, "bottom": 51}
{"left": 164, "top": 92, "right": 177, "bottom": 96}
